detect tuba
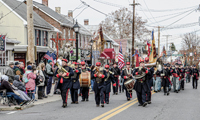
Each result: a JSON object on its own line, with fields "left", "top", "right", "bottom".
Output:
{"left": 94, "top": 66, "right": 103, "bottom": 79}
{"left": 134, "top": 67, "right": 146, "bottom": 80}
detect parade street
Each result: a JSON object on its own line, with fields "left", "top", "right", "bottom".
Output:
{"left": 0, "top": 81, "right": 199, "bottom": 120}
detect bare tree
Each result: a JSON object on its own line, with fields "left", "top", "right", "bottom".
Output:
{"left": 100, "top": 8, "right": 150, "bottom": 40}
{"left": 181, "top": 32, "right": 200, "bottom": 51}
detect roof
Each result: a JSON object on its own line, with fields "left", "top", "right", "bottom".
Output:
{"left": 62, "top": 15, "right": 92, "bottom": 35}
{"left": 6, "top": 38, "right": 20, "bottom": 44}
{"left": 33, "top": 1, "right": 74, "bottom": 28}
{"left": 2, "top": 0, "right": 53, "bottom": 30}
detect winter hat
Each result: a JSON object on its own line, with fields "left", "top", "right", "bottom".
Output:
{"left": 48, "top": 60, "right": 52, "bottom": 63}
{"left": 27, "top": 65, "right": 32, "bottom": 70}
{"left": 15, "top": 62, "right": 19, "bottom": 65}
{"left": 1, "top": 75, "right": 8, "bottom": 81}
{"left": 14, "top": 75, "right": 20, "bottom": 81}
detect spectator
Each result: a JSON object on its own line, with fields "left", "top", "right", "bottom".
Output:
{"left": 19, "top": 62, "right": 25, "bottom": 77}
{"left": 90, "top": 65, "right": 95, "bottom": 92}
{"left": 13, "top": 75, "right": 26, "bottom": 92}
{"left": 25, "top": 65, "right": 36, "bottom": 100}
{"left": 25, "top": 61, "right": 32, "bottom": 71}
{"left": 5, "top": 62, "right": 15, "bottom": 82}
{"left": 46, "top": 60, "right": 54, "bottom": 96}
{"left": 36, "top": 64, "right": 45, "bottom": 99}
{"left": 41, "top": 63, "right": 48, "bottom": 98}
{"left": 13, "top": 62, "right": 20, "bottom": 75}
{"left": 0, "top": 75, "right": 26, "bottom": 106}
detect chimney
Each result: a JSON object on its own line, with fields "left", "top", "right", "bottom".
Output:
{"left": 84, "top": 19, "right": 89, "bottom": 25}
{"left": 55, "top": 7, "right": 61, "bottom": 14}
{"left": 42, "top": 0, "right": 48, "bottom": 7}
{"left": 68, "top": 10, "right": 73, "bottom": 18}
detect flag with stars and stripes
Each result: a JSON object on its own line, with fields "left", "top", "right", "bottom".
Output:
{"left": 118, "top": 42, "right": 125, "bottom": 69}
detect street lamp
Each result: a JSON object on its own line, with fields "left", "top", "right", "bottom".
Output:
{"left": 73, "top": 20, "right": 80, "bottom": 62}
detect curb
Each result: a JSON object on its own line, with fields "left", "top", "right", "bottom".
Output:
{"left": 0, "top": 103, "right": 34, "bottom": 111}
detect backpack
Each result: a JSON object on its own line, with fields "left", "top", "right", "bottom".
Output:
{"left": 23, "top": 71, "right": 31, "bottom": 83}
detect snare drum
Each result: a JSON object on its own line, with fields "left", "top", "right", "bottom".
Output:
{"left": 124, "top": 79, "right": 135, "bottom": 92}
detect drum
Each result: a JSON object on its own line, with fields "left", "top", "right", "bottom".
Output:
{"left": 79, "top": 71, "right": 91, "bottom": 87}
{"left": 124, "top": 79, "right": 135, "bottom": 92}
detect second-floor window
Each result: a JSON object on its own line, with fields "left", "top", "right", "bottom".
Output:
{"left": 35, "top": 29, "right": 41, "bottom": 46}
{"left": 35, "top": 29, "right": 48, "bottom": 46}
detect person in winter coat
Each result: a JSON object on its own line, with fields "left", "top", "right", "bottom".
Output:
{"left": 41, "top": 63, "right": 48, "bottom": 98}
{"left": 13, "top": 75, "right": 26, "bottom": 92}
{"left": 25, "top": 65, "right": 36, "bottom": 99}
{"left": 36, "top": 63, "right": 45, "bottom": 99}
{"left": 0, "top": 75, "right": 26, "bottom": 106}
{"left": 11, "top": 83, "right": 31, "bottom": 101}
{"left": 46, "top": 60, "right": 54, "bottom": 95}
{"left": 5, "top": 62, "right": 15, "bottom": 82}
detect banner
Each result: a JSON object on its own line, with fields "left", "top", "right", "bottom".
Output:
{"left": 149, "top": 30, "right": 157, "bottom": 63}
{"left": 0, "top": 35, "right": 6, "bottom": 51}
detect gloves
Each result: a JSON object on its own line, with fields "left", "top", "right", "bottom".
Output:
{"left": 135, "top": 72, "right": 138, "bottom": 75}
{"left": 113, "top": 83, "right": 116, "bottom": 87}
{"left": 66, "top": 73, "right": 69, "bottom": 77}
{"left": 124, "top": 76, "right": 127, "bottom": 79}
{"left": 75, "top": 70, "right": 79, "bottom": 73}
{"left": 145, "top": 70, "right": 148, "bottom": 74}
{"left": 94, "top": 74, "right": 97, "bottom": 77}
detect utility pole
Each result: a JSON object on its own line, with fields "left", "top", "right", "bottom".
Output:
{"left": 130, "top": 0, "right": 139, "bottom": 66}
{"left": 27, "top": 0, "right": 35, "bottom": 63}
{"left": 158, "top": 26, "right": 160, "bottom": 57}
{"left": 163, "top": 35, "right": 171, "bottom": 63}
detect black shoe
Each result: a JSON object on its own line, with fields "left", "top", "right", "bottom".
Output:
{"left": 86, "top": 99, "right": 89, "bottom": 101}
{"left": 71, "top": 102, "right": 75, "bottom": 104}
{"left": 62, "top": 103, "right": 67, "bottom": 108}
{"left": 96, "top": 104, "right": 99, "bottom": 107}
{"left": 176, "top": 91, "right": 178, "bottom": 93}
{"left": 101, "top": 104, "right": 104, "bottom": 107}
{"left": 54, "top": 92, "right": 57, "bottom": 94}
{"left": 81, "top": 99, "right": 85, "bottom": 102}
{"left": 182, "top": 88, "right": 184, "bottom": 90}
{"left": 43, "top": 96, "right": 48, "bottom": 98}
{"left": 127, "top": 98, "right": 130, "bottom": 101}
{"left": 115, "top": 93, "right": 118, "bottom": 95}
{"left": 178, "top": 89, "right": 180, "bottom": 91}
{"left": 138, "top": 104, "right": 142, "bottom": 106}
{"left": 148, "top": 101, "right": 151, "bottom": 104}
{"left": 154, "top": 91, "right": 157, "bottom": 93}
{"left": 75, "top": 101, "right": 79, "bottom": 104}
{"left": 143, "top": 102, "right": 148, "bottom": 107}
{"left": 167, "top": 93, "right": 170, "bottom": 96}
{"left": 106, "top": 102, "right": 109, "bottom": 104}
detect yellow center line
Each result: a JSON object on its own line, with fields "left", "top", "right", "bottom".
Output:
{"left": 91, "top": 98, "right": 138, "bottom": 120}
{"left": 100, "top": 92, "right": 156, "bottom": 120}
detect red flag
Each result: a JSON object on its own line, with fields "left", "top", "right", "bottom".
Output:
{"left": 147, "top": 41, "right": 151, "bottom": 57}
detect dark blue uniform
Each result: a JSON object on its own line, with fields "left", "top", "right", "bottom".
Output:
{"left": 180, "top": 67, "right": 185, "bottom": 90}
{"left": 133, "top": 67, "right": 150, "bottom": 106}
{"left": 70, "top": 68, "right": 81, "bottom": 103}
{"left": 160, "top": 68, "right": 170, "bottom": 95}
{"left": 191, "top": 68, "right": 199, "bottom": 89}
{"left": 81, "top": 67, "right": 91, "bottom": 101}
{"left": 185, "top": 67, "right": 191, "bottom": 83}
{"left": 56, "top": 66, "right": 74, "bottom": 105}
{"left": 146, "top": 67, "right": 154, "bottom": 102}
{"left": 121, "top": 68, "right": 133, "bottom": 100}
{"left": 104, "top": 70, "right": 115, "bottom": 103}
{"left": 110, "top": 67, "right": 120, "bottom": 94}
{"left": 92, "top": 68, "right": 107, "bottom": 106}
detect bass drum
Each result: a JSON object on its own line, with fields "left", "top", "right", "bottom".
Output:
{"left": 79, "top": 71, "right": 91, "bottom": 87}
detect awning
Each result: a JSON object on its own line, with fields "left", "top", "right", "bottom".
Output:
{"left": 100, "top": 52, "right": 110, "bottom": 59}
{"left": 104, "top": 48, "right": 115, "bottom": 59}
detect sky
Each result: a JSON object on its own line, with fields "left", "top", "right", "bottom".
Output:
{"left": 33, "top": 0, "right": 200, "bottom": 51}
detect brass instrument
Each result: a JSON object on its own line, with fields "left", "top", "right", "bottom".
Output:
{"left": 134, "top": 67, "right": 146, "bottom": 80}
{"left": 94, "top": 66, "right": 103, "bottom": 79}
{"left": 55, "top": 62, "right": 69, "bottom": 78}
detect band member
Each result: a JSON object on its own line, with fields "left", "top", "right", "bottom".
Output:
{"left": 185, "top": 65, "right": 191, "bottom": 83}
{"left": 160, "top": 64, "right": 170, "bottom": 95}
{"left": 104, "top": 65, "right": 116, "bottom": 104}
{"left": 56, "top": 59, "right": 74, "bottom": 108}
{"left": 167, "top": 63, "right": 172, "bottom": 91}
{"left": 70, "top": 62, "right": 81, "bottom": 104}
{"left": 191, "top": 65, "right": 199, "bottom": 89}
{"left": 121, "top": 62, "right": 133, "bottom": 101}
{"left": 170, "top": 63, "right": 180, "bottom": 93}
{"left": 80, "top": 61, "right": 91, "bottom": 102}
{"left": 179, "top": 64, "right": 185, "bottom": 90}
{"left": 110, "top": 62, "right": 120, "bottom": 95}
{"left": 133, "top": 59, "right": 149, "bottom": 107}
{"left": 145, "top": 57, "right": 154, "bottom": 104}
{"left": 92, "top": 62, "right": 107, "bottom": 107}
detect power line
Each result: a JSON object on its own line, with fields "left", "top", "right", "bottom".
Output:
{"left": 0, "top": 0, "right": 25, "bottom": 20}
{"left": 74, "top": 6, "right": 88, "bottom": 18}
{"left": 73, "top": 3, "right": 85, "bottom": 12}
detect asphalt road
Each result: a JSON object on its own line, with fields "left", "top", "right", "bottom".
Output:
{"left": 1, "top": 81, "right": 200, "bottom": 120}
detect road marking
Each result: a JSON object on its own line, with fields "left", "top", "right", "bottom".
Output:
{"left": 7, "top": 111, "right": 17, "bottom": 115}
{"left": 101, "top": 92, "right": 156, "bottom": 120}
{"left": 91, "top": 98, "right": 138, "bottom": 120}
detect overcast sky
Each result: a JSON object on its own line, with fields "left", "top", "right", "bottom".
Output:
{"left": 33, "top": 0, "right": 200, "bottom": 51}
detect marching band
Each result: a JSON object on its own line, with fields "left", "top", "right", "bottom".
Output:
{"left": 55, "top": 58, "right": 199, "bottom": 108}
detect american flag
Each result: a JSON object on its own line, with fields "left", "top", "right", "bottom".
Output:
{"left": 44, "top": 51, "right": 54, "bottom": 66}
{"left": 118, "top": 42, "right": 125, "bottom": 69}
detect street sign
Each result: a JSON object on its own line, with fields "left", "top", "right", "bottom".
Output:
{"left": 0, "top": 35, "right": 6, "bottom": 51}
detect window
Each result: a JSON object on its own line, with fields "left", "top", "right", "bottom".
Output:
{"left": 35, "top": 29, "right": 41, "bottom": 46}
{"left": 42, "top": 31, "right": 48, "bottom": 46}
